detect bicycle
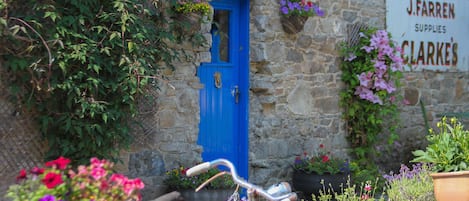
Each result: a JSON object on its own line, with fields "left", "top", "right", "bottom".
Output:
{"left": 186, "top": 158, "right": 298, "bottom": 201}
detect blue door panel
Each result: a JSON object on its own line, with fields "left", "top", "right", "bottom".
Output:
{"left": 198, "top": 0, "right": 249, "bottom": 179}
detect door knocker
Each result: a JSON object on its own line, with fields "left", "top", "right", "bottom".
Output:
{"left": 214, "top": 72, "right": 222, "bottom": 88}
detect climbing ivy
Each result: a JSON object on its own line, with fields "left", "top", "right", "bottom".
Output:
{"left": 0, "top": 0, "right": 195, "bottom": 164}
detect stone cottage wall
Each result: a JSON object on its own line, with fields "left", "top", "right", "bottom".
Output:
{"left": 1, "top": 0, "right": 469, "bottom": 200}
{"left": 247, "top": 0, "right": 387, "bottom": 185}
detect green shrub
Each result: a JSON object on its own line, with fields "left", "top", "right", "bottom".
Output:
{"left": 0, "top": 0, "right": 183, "bottom": 164}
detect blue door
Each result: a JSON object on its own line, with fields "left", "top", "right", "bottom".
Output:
{"left": 197, "top": 0, "right": 249, "bottom": 178}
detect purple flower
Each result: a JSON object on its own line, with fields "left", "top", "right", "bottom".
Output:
{"left": 361, "top": 46, "right": 374, "bottom": 53}
{"left": 314, "top": 5, "right": 324, "bottom": 16}
{"left": 354, "top": 86, "right": 383, "bottom": 105}
{"left": 358, "top": 72, "right": 373, "bottom": 88}
{"left": 374, "top": 79, "right": 395, "bottom": 93}
{"left": 344, "top": 53, "right": 356, "bottom": 61}
{"left": 280, "top": 0, "right": 287, "bottom": 6}
{"left": 292, "top": 2, "right": 301, "bottom": 10}
{"left": 39, "top": 195, "right": 56, "bottom": 201}
{"left": 280, "top": 6, "right": 289, "bottom": 14}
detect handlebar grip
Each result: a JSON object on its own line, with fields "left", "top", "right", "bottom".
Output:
{"left": 186, "top": 162, "right": 211, "bottom": 177}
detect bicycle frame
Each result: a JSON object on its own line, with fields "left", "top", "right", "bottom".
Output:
{"left": 186, "top": 159, "right": 297, "bottom": 201}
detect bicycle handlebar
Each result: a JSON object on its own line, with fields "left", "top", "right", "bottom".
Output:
{"left": 186, "top": 159, "right": 297, "bottom": 201}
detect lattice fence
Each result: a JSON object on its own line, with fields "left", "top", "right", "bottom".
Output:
{"left": 0, "top": 67, "right": 46, "bottom": 198}
{"left": 346, "top": 22, "right": 368, "bottom": 47}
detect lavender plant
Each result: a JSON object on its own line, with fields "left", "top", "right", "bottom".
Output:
{"left": 383, "top": 163, "right": 435, "bottom": 201}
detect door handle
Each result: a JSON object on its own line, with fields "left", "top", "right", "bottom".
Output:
{"left": 234, "top": 85, "right": 240, "bottom": 104}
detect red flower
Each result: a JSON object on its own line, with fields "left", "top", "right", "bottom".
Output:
{"left": 42, "top": 172, "right": 64, "bottom": 189}
{"left": 16, "top": 169, "right": 27, "bottom": 181}
{"left": 321, "top": 155, "right": 330, "bottom": 162}
{"left": 319, "top": 144, "right": 324, "bottom": 148}
{"left": 30, "top": 167, "right": 45, "bottom": 175}
{"left": 181, "top": 168, "right": 187, "bottom": 176}
{"left": 45, "top": 156, "right": 71, "bottom": 170}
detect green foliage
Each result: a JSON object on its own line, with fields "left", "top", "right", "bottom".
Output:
{"left": 293, "top": 144, "right": 349, "bottom": 175}
{"left": 412, "top": 117, "right": 469, "bottom": 172}
{"left": 312, "top": 176, "right": 385, "bottom": 201}
{"left": 339, "top": 27, "right": 404, "bottom": 188}
{"left": 173, "top": 0, "right": 211, "bottom": 16}
{"left": 164, "top": 166, "right": 235, "bottom": 190}
{"left": 0, "top": 0, "right": 186, "bottom": 164}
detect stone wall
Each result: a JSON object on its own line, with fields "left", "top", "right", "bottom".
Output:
{"left": 248, "top": 0, "right": 386, "bottom": 185}
{"left": 2, "top": 0, "right": 469, "bottom": 200}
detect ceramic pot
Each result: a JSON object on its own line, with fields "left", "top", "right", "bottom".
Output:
{"left": 292, "top": 171, "right": 347, "bottom": 201}
{"left": 280, "top": 15, "right": 308, "bottom": 34}
{"left": 431, "top": 171, "right": 469, "bottom": 201}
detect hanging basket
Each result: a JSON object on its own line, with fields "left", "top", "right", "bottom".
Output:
{"left": 174, "top": 12, "right": 203, "bottom": 35}
{"left": 280, "top": 15, "right": 308, "bottom": 34}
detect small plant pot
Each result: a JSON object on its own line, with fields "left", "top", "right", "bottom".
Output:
{"left": 280, "top": 15, "right": 308, "bottom": 34}
{"left": 431, "top": 171, "right": 469, "bottom": 201}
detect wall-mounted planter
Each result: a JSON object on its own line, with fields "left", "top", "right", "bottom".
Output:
{"left": 280, "top": 15, "right": 308, "bottom": 34}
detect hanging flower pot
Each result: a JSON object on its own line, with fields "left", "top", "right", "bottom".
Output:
{"left": 431, "top": 171, "right": 469, "bottom": 201}
{"left": 278, "top": 0, "right": 325, "bottom": 34}
{"left": 280, "top": 15, "right": 308, "bottom": 34}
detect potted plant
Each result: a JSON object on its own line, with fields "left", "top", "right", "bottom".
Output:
{"left": 412, "top": 117, "right": 469, "bottom": 201}
{"left": 278, "top": 0, "right": 324, "bottom": 34}
{"left": 171, "top": 0, "right": 212, "bottom": 35}
{"left": 292, "top": 144, "right": 349, "bottom": 199}
{"left": 163, "top": 166, "right": 236, "bottom": 201}
{"left": 5, "top": 156, "right": 144, "bottom": 201}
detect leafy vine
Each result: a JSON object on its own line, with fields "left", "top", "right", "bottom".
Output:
{"left": 0, "top": 0, "right": 203, "bottom": 164}
{"left": 339, "top": 27, "right": 405, "bottom": 185}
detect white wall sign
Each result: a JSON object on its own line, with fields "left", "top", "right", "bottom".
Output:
{"left": 386, "top": 0, "right": 469, "bottom": 71}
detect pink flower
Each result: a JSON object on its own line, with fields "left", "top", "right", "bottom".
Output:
{"left": 364, "top": 184, "right": 372, "bottom": 191}
{"left": 110, "top": 173, "right": 126, "bottom": 186}
{"left": 77, "top": 165, "right": 87, "bottom": 175}
{"left": 91, "top": 167, "right": 107, "bottom": 180}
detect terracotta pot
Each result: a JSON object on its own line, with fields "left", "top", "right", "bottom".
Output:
{"left": 280, "top": 15, "right": 308, "bottom": 34}
{"left": 431, "top": 171, "right": 469, "bottom": 201}
{"left": 292, "top": 171, "right": 347, "bottom": 201}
